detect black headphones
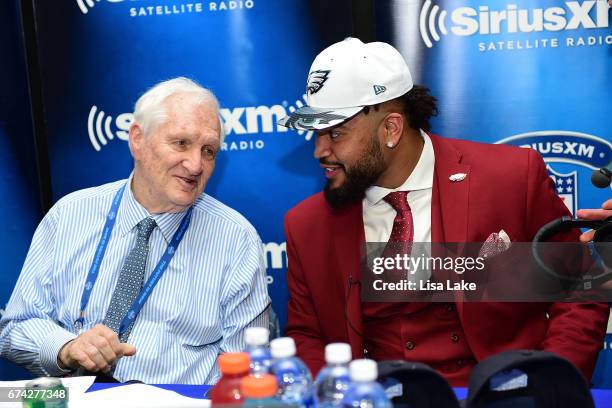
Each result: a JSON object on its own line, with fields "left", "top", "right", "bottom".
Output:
{"left": 532, "top": 216, "right": 612, "bottom": 289}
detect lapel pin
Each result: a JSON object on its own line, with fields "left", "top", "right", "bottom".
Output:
{"left": 449, "top": 173, "right": 467, "bottom": 182}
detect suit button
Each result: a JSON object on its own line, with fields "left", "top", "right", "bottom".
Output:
{"left": 451, "top": 333, "right": 460, "bottom": 343}
{"left": 405, "top": 341, "right": 415, "bottom": 350}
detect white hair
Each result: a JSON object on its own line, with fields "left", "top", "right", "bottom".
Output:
{"left": 133, "top": 77, "right": 225, "bottom": 144}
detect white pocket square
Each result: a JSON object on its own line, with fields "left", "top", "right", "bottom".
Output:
{"left": 479, "top": 229, "right": 512, "bottom": 258}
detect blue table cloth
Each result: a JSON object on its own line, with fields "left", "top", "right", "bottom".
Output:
{"left": 88, "top": 383, "right": 612, "bottom": 406}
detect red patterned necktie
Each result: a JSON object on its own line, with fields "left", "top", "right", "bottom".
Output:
{"left": 384, "top": 191, "right": 413, "bottom": 245}
{"left": 380, "top": 191, "right": 413, "bottom": 281}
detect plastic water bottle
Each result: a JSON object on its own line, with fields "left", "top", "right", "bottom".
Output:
{"left": 245, "top": 327, "right": 272, "bottom": 375}
{"left": 315, "top": 343, "right": 352, "bottom": 408}
{"left": 241, "top": 374, "right": 280, "bottom": 408}
{"left": 270, "top": 337, "right": 314, "bottom": 408}
{"left": 342, "top": 359, "right": 391, "bottom": 408}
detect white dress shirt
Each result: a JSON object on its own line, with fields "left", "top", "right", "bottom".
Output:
{"left": 363, "top": 130, "right": 435, "bottom": 243}
{"left": 0, "top": 175, "right": 270, "bottom": 384}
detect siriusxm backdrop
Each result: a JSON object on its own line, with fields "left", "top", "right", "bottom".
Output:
{"left": 376, "top": 0, "right": 612, "bottom": 386}
{"left": 1, "top": 0, "right": 611, "bottom": 385}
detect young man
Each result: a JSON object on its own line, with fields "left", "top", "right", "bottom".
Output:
{"left": 278, "top": 38, "right": 608, "bottom": 386}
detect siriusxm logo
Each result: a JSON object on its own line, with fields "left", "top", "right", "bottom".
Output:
{"left": 420, "top": 0, "right": 611, "bottom": 48}
{"left": 87, "top": 106, "right": 132, "bottom": 152}
{"left": 220, "top": 94, "right": 314, "bottom": 151}
{"left": 263, "top": 241, "right": 287, "bottom": 285}
{"left": 264, "top": 241, "right": 287, "bottom": 270}
{"left": 497, "top": 130, "right": 612, "bottom": 215}
{"left": 221, "top": 94, "right": 313, "bottom": 141}
{"left": 87, "top": 95, "right": 311, "bottom": 152}
{"left": 496, "top": 130, "right": 611, "bottom": 169}
{"left": 222, "top": 106, "right": 287, "bottom": 135}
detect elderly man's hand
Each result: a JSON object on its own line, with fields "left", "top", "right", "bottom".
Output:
{"left": 576, "top": 199, "right": 612, "bottom": 243}
{"left": 58, "top": 324, "right": 136, "bottom": 372}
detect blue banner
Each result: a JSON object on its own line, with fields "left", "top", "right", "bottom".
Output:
{"left": 3, "top": 0, "right": 610, "bottom": 385}
{"left": 376, "top": 0, "right": 612, "bottom": 387}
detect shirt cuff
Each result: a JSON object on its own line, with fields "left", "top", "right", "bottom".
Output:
{"left": 39, "top": 328, "right": 77, "bottom": 376}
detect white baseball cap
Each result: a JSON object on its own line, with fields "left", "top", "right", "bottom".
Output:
{"left": 278, "top": 37, "right": 413, "bottom": 131}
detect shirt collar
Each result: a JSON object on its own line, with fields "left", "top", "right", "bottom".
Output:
{"left": 118, "top": 173, "right": 193, "bottom": 243}
{"left": 365, "top": 130, "right": 435, "bottom": 206}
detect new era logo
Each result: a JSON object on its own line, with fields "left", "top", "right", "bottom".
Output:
{"left": 373, "top": 85, "right": 387, "bottom": 95}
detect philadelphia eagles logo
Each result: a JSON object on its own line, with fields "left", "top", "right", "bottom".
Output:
{"left": 307, "top": 70, "right": 331, "bottom": 95}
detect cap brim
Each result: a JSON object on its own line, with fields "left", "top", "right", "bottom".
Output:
{"left": 277, "top": 106, "right": 363, "bottom": 131}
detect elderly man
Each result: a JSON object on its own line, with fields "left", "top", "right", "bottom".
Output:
{"left": 0, "top": 77, "right": 270, "bottom": 383}
{"left": 278, "top": 38, "right": 608, "bottom": 386}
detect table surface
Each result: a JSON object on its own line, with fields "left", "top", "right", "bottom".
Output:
{"left": 87, "top": 383, "right": 612, "bottom": 406}
{"left": 88, "top": 382, "right": 213, "bottom": 399}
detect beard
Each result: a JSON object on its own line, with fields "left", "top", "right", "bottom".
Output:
{"left": 324, "top": 137, "right": 386, "bottom": 209}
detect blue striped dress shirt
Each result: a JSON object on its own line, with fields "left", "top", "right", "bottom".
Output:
{"left": 0, "top": 176, "right": 270, "bottom": 384}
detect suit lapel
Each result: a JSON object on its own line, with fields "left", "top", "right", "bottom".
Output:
{"left": 430, "top": 134, "right": 471, "bottom": 244}
{"left": 429, "top": 134, "right": 471, "bottom": 318}
{"left": 331, "top": 200, "right": 365, "bottom": 357}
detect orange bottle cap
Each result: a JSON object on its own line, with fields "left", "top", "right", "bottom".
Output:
{"left": 218, "top": 352, "right": 250, "bottom": 375}
{"left": 240, "top": 374, "right": 278, "bottom": 398}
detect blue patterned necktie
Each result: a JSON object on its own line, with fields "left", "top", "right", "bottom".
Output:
{"left": 103, "top": 217, "right": 157, "bottom": 343}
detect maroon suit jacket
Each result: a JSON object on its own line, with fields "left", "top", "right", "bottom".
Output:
{"left": 284, "top": 134, "right": 609, "bottom": 383}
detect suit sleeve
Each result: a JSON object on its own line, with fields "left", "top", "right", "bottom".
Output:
{"left": 284, "top": 213, "right": 326, "bottom": 375}
{"left": 525, "top": 148, "right": 609, "bottom": 380}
